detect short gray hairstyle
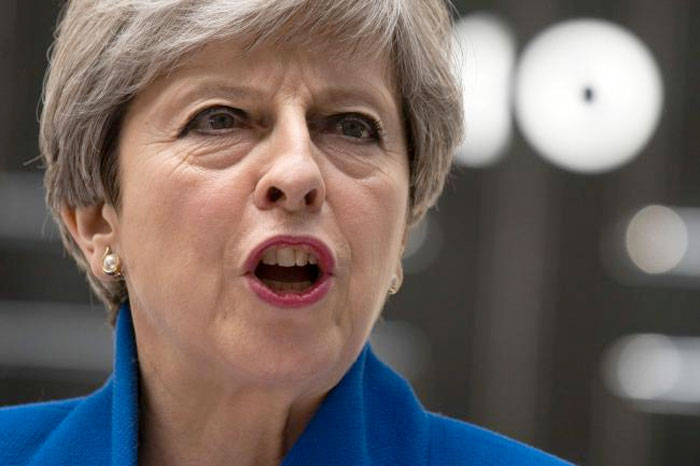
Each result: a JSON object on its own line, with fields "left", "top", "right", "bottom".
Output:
{"left": 41, "top": 0, "right": 463, "bottom": 322}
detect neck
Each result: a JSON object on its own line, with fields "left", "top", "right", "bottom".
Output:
{"left": 138, "top": 362, "right": 323, "bottom": 466}
{"left": 128, "top": 307, "right": 332, "bottom": 466}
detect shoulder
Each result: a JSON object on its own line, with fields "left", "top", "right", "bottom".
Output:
{"left": 427, "top": 413, "right": 574, "bottom": 466}
{"left": 0, "top": 398, "right": 82, "bottom": 465}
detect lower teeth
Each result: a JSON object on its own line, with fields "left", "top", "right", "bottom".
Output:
{"left": 262, "top": 279, "right": 314, "bottom": 292}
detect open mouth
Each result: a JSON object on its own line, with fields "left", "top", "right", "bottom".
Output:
{"left": 245, "top": 235, "right": 335, "bottom": 307}
{"left": 253, "top": 245, "right": 322, "bottom": 294}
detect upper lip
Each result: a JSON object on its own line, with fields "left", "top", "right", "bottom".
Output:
{"left": 244, "top": 235, "right": 336, "bottom": 277}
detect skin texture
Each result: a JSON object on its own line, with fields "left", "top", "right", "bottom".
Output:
{"left": 62, "top": 41, "right": 409, "bottom": 466}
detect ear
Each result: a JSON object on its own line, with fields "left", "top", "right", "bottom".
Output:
{"left": 61, "top": 203, "right": 120, "bottom": 280}
{"left": 400, "top": 225, "right": 410, "bottom": 254}
{"left": 392, "top": 226, "right": 409, "bottom": 288}
{"left": 393, "top": 260, "right": 404, "bottom": 290}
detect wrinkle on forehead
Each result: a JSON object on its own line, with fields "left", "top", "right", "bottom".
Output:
{"left": 174, "top": 33, "right": 399, "bottom": 96}
{"left": 168, "top": 40, "right": 401, "bottom": 112}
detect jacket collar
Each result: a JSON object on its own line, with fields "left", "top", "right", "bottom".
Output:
{"left": 282, "top": 341, "right": 430, "bottom": 465}
{"left": 111, "top": 302, "right": 140, "bottom": 465}
{"left": 29, "top": 305, "right": 139, "bottom": 466}
{"left": 32, "top": 303, "right": 430, "bottom": 466}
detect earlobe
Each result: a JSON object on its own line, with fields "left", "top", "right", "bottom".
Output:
{"left": 60, "top": 203, "right": 120, "bottom": 279}
{"left": 401, "top": 227, "right": 409, "bottom": 254}
{"left": 388, "top": 260, "right": 404, "bottom": 295}
{"left": 388, "top": 227, "right": 408, "bottom": 295}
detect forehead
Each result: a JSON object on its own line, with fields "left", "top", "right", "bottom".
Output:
{"left": 157, "top": 39, "right": 401, "bottom": 106}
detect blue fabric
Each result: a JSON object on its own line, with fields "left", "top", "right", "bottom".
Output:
{"left": 0, "top": 304, "right": 573, "bottom": 465}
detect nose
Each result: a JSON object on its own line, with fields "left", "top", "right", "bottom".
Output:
{"left": 253, "top": 114, "right": 325, "bottom": 213}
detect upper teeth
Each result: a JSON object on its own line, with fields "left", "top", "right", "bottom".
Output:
{"left": 261, "top": 246, "right": 319, "bottom": 267}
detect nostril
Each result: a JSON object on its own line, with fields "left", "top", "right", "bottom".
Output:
{"left": 267, "top": 186, "right": 284, "bottom": 203}
{"left": 304, "top": 190, "right": 317, "bottom": 206}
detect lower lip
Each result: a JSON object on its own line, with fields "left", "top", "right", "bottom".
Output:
{"left": 245, "top": 274, "right": 333, "bottom": 308}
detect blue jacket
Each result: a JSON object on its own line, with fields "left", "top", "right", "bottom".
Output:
{"left": 0, "top": 304, "right": 572, "bottom": 465}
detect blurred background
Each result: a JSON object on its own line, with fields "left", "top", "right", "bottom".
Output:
{"left": 0, "top": 0, "right": 698, "bottom": 464}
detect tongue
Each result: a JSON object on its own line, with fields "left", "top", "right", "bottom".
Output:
{"left": 255, "top": 264, "right": 318, "bottom": 283}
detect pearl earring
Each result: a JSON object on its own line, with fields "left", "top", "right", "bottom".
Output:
{"left": 101, "top": 246, "right": 122, "bottom": 278}
{"left": 388, "top": 275, "right": 401, "bottom": 295}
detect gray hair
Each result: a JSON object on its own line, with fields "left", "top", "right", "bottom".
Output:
{"left": 41, "top": 0, "right": 463, "bottom": 322}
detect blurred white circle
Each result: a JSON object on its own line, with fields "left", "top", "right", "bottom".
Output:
{"left": 453, "top": 13, "right": 516, "bottom": 167}
{"left": 514, "top": 19, "right": 663, "bottom": 173}
{"left": 611, "top": 334, "right": 681, "bottom": 400}
{"left": 625, "top": 205, "right": 688, "bottom": 274}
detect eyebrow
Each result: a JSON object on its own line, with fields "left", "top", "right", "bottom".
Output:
{"left": 166, "top": 81, "right": 267, "bottom": 106}
{"left": 169, "top": 76, "right": 396, "bottom": 108}
{"left": 314, "top": 86, "right": 400, "bottom": 117}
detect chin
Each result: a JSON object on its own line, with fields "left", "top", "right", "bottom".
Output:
{"left": 214, "top": 322, "right": 355, "bottom": 389}
{"left": 243, "top": 350, "right": 347, "bottom": 391}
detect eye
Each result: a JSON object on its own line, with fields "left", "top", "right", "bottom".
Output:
{"left": 180, "top": 106, "right": 247, "bottom": 136}
{"left": 327, "top": 113, "right": 384, "bottom": 142}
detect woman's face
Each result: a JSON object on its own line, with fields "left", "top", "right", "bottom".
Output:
{"left": 112, "top": 40, "right": 410, "bottom": 391}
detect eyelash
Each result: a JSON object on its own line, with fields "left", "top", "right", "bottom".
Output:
{"left": 324, "top": 113, "right": 386, "bottom": 143}
{"left": 178, "top": 106, "right": 246, "bottom": 137}
{"left": 178, "top": 106, "right": 386, "bottom": 144}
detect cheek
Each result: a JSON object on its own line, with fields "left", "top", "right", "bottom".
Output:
{"left": 117, "top": 162, "right": 250, "bottom": 302}
{"left": 123, "top": 163, "right": 243, "bottom": 240}
{"left": 335, "top": 170, "right": 408, "bottom": 281}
